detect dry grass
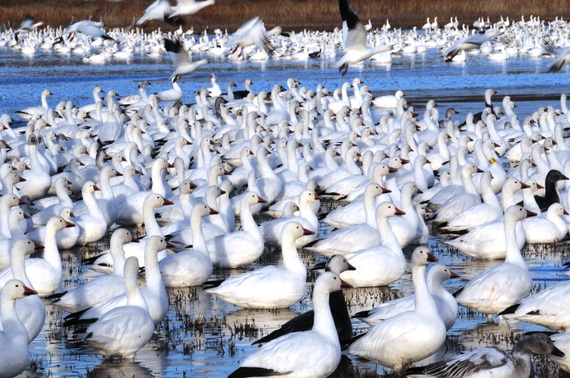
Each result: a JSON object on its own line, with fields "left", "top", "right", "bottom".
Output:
{"left": 1, "top": 0, "right": 569, "bottom": 33}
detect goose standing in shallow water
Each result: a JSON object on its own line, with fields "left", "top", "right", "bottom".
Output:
{"left": 0, "top": 216, "right": 74, "bottom": 297}
{"left": 454, "top": 206, "right": 535, "bottom": 321}
{"left": 158, "top": 203, "right": 216, "bottom": 287}
{"left": 207, "top": 192, "right": 266, "bottom": 268}
{"left": 84, "top": 257, "right": 154, "bottom": 359}
{"left": 0, "top": 238, "right": 46, "bottom": 343}
{"left": 407, "top": 333, "right": 564, "bottom": 377}
{"left": 348, "top": 247, "right": 446, "bottom": 374}
{"left": 252, "top": 255, "right": 356, "bottom": 345}
{"left": 356, "top": 263, "right": 459, "bottom": 331}
{"left": 0, "top": 280, "right": 38, "bottom": 378}
{"left": 228, "top": 271, "right": 350, "bottom": 378}
{"left": 51, "top": 229, "right": 135, "bottom": 313}
{"left": 206, "top": 222, "right": 313, "bottom": 309}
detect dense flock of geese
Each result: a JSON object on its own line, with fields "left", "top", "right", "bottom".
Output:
{"left": 3, "top": 0, "right": 570, "bottom": 377}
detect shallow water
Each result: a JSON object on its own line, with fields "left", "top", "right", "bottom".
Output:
{"left": 3, "top": 39, "right": 570, "bottom": 377}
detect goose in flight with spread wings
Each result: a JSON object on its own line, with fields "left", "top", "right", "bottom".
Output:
{"left": 163, "top": 38, "right": 208, "bottom": 78}
{"left": 336, "top": 0, "right": 391, "bottom": 76}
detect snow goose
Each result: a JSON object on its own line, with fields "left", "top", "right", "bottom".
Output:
{"left": 239, "top": 146, "right": 282, "bottom": 214}
{"left": 336, "top": 0, "right": 391, "bottom": 76}
{"left": 308, "top": 202, "right": 405, "bottom": 257}
{"left": 348, "top": 247, "right": 446, "bottom": 374}
{"left": 67, "top": 236, "right": 170, "bottom": 326}
{"left": 30, "top": 177, "right": 73, "bottom": 225}
{"left": 373, "top": 90, "right": 405, "bottom": 109}
{"left": 207, "top": 221, "right": 312, "bottom": 309}
{"left": 521, "top": 202, "right": 568, "bottom": 243}
{"left": 73, "top": 181, "right": 108, "bottom": 245}
{"left": 252, "top": 255, "right": 356, "bottom": 345}
{"left": 51, "top": 229, "right": 135, "bottom": 312}
{"left": 0, "top": 238, "right": 46, "bottom": 343}
{"left": 427, "top": 163, "right": 481, "bottom": 211}
{"left": 503, "top": 271, "right": 570, "bottom": 331}
{"left": 227, "top": 16, "right": 280, "bottom": 56}
{"left": 136, "top": 0, "right": 173, "bottom": 25}
{"left": 28, "top": 207, "right": 78, "bottom": 250}
{"left": 0, "top": 194, "right": 24, "bottom": 240}
{"left": 406, "top": 332, "right": 563, "bottom": 377}
{"left": 115, "top": 159, "right": 174, "bottom": 227}
{"left": 439, "top": 171, "right": 505, "bottom": 232}
{"left": 432, "top": 164, "right": 483, "bottom": 224}
{"left": 169, "top": 0, "right": 215, "bottom": 19}
{"left": 15, "top": 89, "right": 52, "bottom": 121}
{"left": 355, "top": 264, "right": 459, "bottom": 330}
{"left": 454, "top": 206, "right": 534, "bottom": 321}
{"left": 91, "top": 193, "right": 173, "bottom": 269}
{"left": 156, "top": 75, "right": 183, "bottom": 103}
{"left": 158, "top": 203, "right": 216, "bottom": 287}
{"left": 0, "top": 280, "right": 38, "bottom": 378}
{"left": 65, "top": 19, "right": 113, "bottom": 40}
{"left": 443, "top": 33, "right": 493, "bottom": 62}
{"left": 0, "top": 216, "right": 74, "bottom": 297}
{"left": 259, "top": 189, "right": 320, "bottom": 248}
{"left": 323, "top": 183, "right": 390, "bottom": 229}
{"left": 547, "top": 45, "right": 570, "bottom": 72}
{"left": 444, "top": 202, "right": 527, "bottom": 260}
{"left": 338, "top": 201, "right": 405, "bottom": 287}
{"left": 389, "top": 182, "right": 421, "bottom": 247}
{"left": 163, "top": 38, "right": 208, "bottom": 78}
{"left": 18, "top": 134, "right": 52, "bottom": 201}
{"left": 84, "top": 256, "right": 154, "bottom": 359}
{"left": 207, "top": 191, "right": 266, "bottom": 268}
{"left": 228, "top": 271, "right": 349, "bottom": 378}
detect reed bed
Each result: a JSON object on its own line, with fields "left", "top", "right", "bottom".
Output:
{"left": 1, "top": 0, "right": 569, "bottom": 33}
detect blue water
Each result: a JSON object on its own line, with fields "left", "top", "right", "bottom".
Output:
{"left": 2, "top": 39, "right": 570, "bottom": 377}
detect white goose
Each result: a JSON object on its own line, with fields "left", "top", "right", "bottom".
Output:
{"left": 73, "top": 181, "right": 108, "bottom": 245}
{"left": 158, "top": 203, "right": 216, "bottom": 287}
{"left": 52, "top": 229, "right": 135, "bottom": 313}
{"left": 259, "top": 189, "right": 320, "bottom": 248}
{"left": 207, "top": 222, "right": 313, "bottom": 309}
{"left": 227, "top": 271, "right": 348, "bottom": 378}
{"left": 92, "top": 193, "right": 172, "bottom": 269}
{"left": 207, "top": 192, "right": 266, "bottom": 268}
{"left": 356, "top": 264, "right": 459, "bottom": 331}
{"left": 84, "top": 256, "right": 154, "bottom": 359}
{"left": 309, "top": 202, "right": 405, "bottom": 257}
{"left": 0, "top": 216, "right": 74, "bottom": 297}
{"left": 15, "top": 89, "right": 52, "bottom": 121}
{"left": 67, "top": 236, "right": 170, "bottom": 326}
{"left": 323, "top": 183, "right": 390, "bottom": 229}
{"left": 338, "top": 202, "right": 405, "bottom": 287}
{"left": 0, "top": 280, "right": 38, "bottom": 378}
{"left": 455, "top": 206, "right": 534, "bottom": 321}
{"left": 348, "top": 247, "right": 446, "bottom": 374}
{"left": 0, "top": 238, "right": 46, "bottom": 343}
{"left": 521, "top": 202, "right": 568, "bottom": 243}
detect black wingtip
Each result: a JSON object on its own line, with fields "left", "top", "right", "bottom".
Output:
{"left": 338, "top": 0, "right": 360, "bottom": 30}
{"left": 498, "top": 303, "right": 520, "bottom": 315}
{"left": 163, "top": 38, "right": 182, "bottom": 53}
{"left": 228, "top": 367, "right": 289, "bottom": 378}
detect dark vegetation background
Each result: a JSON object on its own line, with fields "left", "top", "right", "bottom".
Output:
{"left": 1, "top": 0, "right": 569, "bottom": 33}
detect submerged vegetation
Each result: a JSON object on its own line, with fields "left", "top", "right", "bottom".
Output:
{"left": 0, "top": 0, "right": 569, "bottom": 32}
